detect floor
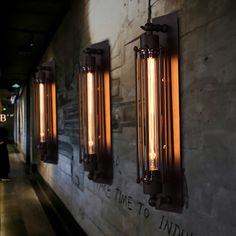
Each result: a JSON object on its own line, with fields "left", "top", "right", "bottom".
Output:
{"left": 0, "top": 145, "right": 56, "bottom": 236}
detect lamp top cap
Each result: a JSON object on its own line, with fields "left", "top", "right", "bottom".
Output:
{"left": 85, "top": 55, "right": 96, "bottom": 68}
{"left": 141, "top": 22, "right": 168, "bottom": 33}
{"left": 84, "top": 47, "right": 103, "bottom": 55}
{"left": 140, "top": 32, "right": 159, "bottom": 49}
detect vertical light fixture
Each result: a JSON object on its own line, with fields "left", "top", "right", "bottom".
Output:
{"left": 134, "top": 2, "right": 182, "bottom": 212}
{"left": 34, "top": 60, "right": 58, "bottom": 164}
{"left": 79, "top": 40, "right": 112, "bottom": 184}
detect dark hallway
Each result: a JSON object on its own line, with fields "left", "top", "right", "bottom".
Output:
{"left": 0, "top": 145, "right": 55, "bottom": 236}
{"left": 0, "top": 145, "right": 86, "bottom": 236}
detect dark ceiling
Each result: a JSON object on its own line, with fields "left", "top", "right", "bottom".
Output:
{"left": 0, "top": 0, "right": 72, "bottom": 106}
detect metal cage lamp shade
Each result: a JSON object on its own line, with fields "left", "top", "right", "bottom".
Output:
{"left": 134, "top": 13, "right": 182, "bottom": 212}
{"left": 34, "top": 61, "right": 58, "bottom": 164}
{"left": 79, "top": 41, "right": 112, "bottom": 184}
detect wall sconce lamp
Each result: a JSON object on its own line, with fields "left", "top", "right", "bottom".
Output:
{"left": 134, "top": 11, "right": 182, "bottom": 212}
{"left": 79, "top": 40, "right": 112, "bottom": 184}
{"left": 34, "top": 60, "right": 58, "bottom": 164}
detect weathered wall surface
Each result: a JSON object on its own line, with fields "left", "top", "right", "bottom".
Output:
{"left": 37, "top": 0, "right": 236, "bottom": 235}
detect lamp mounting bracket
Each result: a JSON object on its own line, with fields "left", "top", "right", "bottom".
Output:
{"left": 83, "top": 47, "right": 103, "bottom": 55}
{"left": 141, "top": 22, "right": 168, "bottom": 33}
{"left": 36, "top": 65, "right": 52, "bottom": 72}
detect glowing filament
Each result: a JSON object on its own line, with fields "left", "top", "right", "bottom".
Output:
{"left": 39, "top": 83, "right": 46, "bottom": 142}
{"left": 87, "top": 72, "right": 96, "bottom": 154}
{"left": 52, "top": 83, "right": 57, "bottom": 139}
{"left": 147, "top": 57, "right": 159, "bottom": 171}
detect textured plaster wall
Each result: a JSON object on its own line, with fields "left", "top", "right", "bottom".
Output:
{"left": 37, "top": 0, "right": 236, "bottom": 235}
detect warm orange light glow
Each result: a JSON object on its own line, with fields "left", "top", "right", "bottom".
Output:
{"left": 147, "top": 57, "right": 159, "bottom": 171}
{"left": 39, "top": 83, "right": 46, "bottom": 143}
{"left": 171, "top": 54, "right": 181, "bottom": 166}
{"left": 52, "top": 82, "right": 57, "bottom": 139}
{"left": 87, "top": 72, "right": 96, "bottom": 154}
{"left": 104, "top": 70, "right": 111, "bottom": 151}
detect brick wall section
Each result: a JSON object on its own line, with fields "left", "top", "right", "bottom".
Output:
{"left": 36, "top": 0, "right": 236, "bottom": 235}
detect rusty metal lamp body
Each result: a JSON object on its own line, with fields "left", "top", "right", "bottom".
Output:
{"left": 79, "top": 40, "right": 112, "bottom": 184}
{"left": 34, "top": 60, "right": 58, "bottom": 164}
{"left": 134, "top": 13, "right": 182, "bottom": 212}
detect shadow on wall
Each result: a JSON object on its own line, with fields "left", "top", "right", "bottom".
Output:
{"left": 73, "top": 0, "right": 91, "bottom": 67}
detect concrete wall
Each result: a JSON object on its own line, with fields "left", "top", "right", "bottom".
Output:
{"left": 36, "top": 0, "right": 236, "bottom": 235}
